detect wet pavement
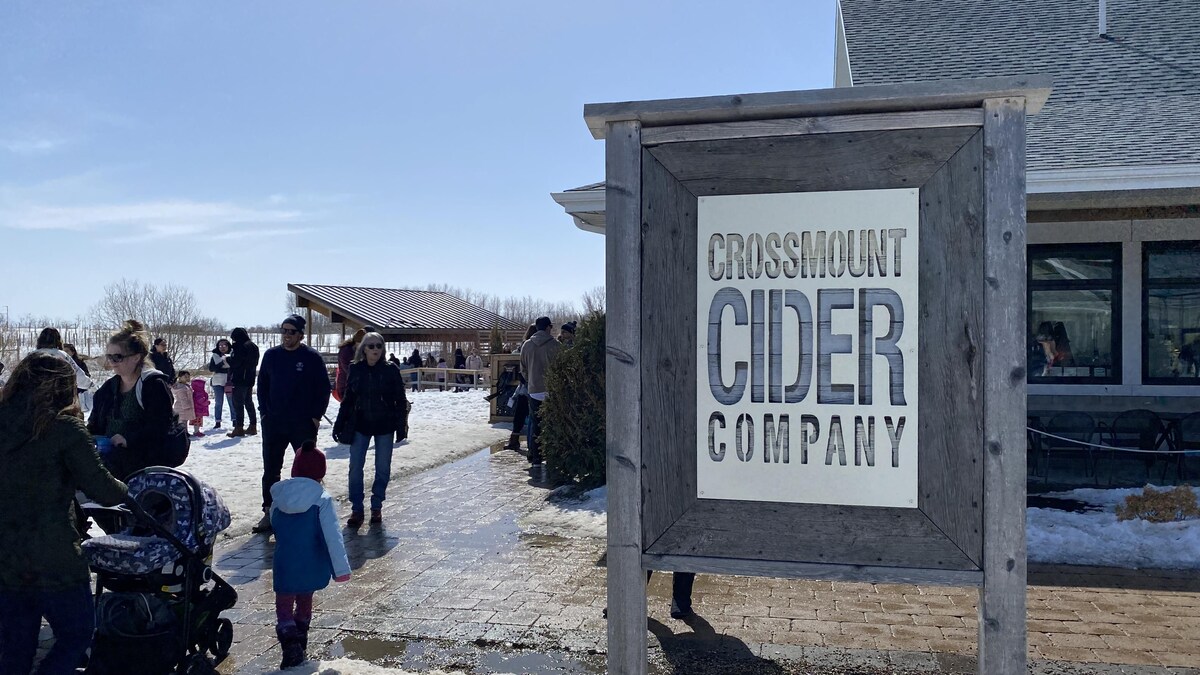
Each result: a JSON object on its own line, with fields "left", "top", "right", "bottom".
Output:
{"left": 29, "top": 440, "right": 1173, "bottom": 674}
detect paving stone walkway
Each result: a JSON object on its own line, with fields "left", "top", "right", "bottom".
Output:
{"left": 209, "top": 444, "right": 1200, "bottom": 674}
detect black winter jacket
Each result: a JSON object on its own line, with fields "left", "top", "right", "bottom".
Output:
{"left": 334, "top": 361, "right": 409, "bottom": 440}
{"left": 87, "top": 369, "right": 178, "bottom": 479}
{"left": 227, "top": 338, "right": 260, "bottom": 387}
{"left": 149, "top": 351, "right": 176, "bottom": 382}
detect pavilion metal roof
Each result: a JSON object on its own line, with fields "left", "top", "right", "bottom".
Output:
{"left": 288, "top": 283, "right": 525, "bottom": 337}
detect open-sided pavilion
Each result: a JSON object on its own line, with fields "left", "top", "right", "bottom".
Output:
{"left": 288, "top": 283, "right": 527, "bottom": 353}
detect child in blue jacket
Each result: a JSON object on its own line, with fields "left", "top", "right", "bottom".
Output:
{"left": 270, "top": 441, "right": 351, "bottom": 668}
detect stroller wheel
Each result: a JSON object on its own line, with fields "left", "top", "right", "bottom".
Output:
{"left": 211, "top": 618, "right": 234, "bottom": 659}
{"left": 181, "top": 653, "right": 216, "bottom": 674}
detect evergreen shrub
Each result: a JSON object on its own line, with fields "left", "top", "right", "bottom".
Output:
{"left": 540, "top": 311, "right": 606, "bottom": 487}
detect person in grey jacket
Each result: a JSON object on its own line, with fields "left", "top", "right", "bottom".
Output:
{"left": 519, "top": 316, "right": 562, "bottom": 466}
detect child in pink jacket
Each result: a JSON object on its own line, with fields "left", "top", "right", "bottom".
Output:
{"left": 191, "top": 375, "right": 211, "bottom": 437}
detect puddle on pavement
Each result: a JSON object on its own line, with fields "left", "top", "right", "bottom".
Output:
{"left": 329, "top": 635, "right": 606, "bottom": 673}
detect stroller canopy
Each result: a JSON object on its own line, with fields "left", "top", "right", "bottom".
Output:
{"left": 84, "top": 467, "right": 231, "bottom": 576}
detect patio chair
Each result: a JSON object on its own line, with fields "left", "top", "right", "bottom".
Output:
{"left": 1099, "top": 409, "right": 1170, "bottom": 485}
{"left": 1038, "top": 412, "right": 1097, "bottom": 484}
{"left": 1170, "top": 412, "right": 1200, "bottom": 481}
{"left": 1027, "top": 415, "right": 1044, "bottom": 478}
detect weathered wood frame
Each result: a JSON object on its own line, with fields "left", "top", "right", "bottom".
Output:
{"left": 599, "top": 77, "right": 1045, "bottom": 675}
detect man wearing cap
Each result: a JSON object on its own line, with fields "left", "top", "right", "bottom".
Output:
{"left": 252, "top": 314, "right": 332, "bottom": 534}
{"left": 519, "top": 316, "right": 562, "bottom": 466}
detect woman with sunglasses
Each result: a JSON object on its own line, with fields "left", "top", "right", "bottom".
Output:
{"left": 0, "top": 352, "right": 128, "bottom": 675}
{"left": 332, "top": 331, "right": 409, "bottom": 527}
{"left": 87, "top": 320, "right": 179, "bottom": 480}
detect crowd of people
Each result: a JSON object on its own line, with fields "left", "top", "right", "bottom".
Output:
{"left": 0, "top": 312, "right": 650, "bottom": 672}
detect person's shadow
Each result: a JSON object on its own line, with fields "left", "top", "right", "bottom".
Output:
{"left": 342, "top": 524, "right": 401, "bottom": 571}
{"left": 648, "top": 615, "right": 784, "bottom": 674}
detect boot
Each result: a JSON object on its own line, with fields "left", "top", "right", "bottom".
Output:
{"left": 246, "top": 421, "right": 258, "bottom": 436}
{"left": 296, "top": 619, "right": 310, "bottom": 654}
{"left": 252, "top": 513, "right": 273, "bottom": 534}
{"left": 227, "top": 425, "right": 245, "bottom": 438}
{"left": 504, "top": 433, "right": 520, "bottom": 450}
{"left": 370, "top": 508, "right": 383, "bottom": 524}
{"left": 277, "top": 625, "right": 304, "bottom": 669}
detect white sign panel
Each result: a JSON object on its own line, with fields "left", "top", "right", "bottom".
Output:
{"left": 696, "top": 189, "right": 920, "bottom": 508}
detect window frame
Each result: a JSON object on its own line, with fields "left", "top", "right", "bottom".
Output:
{"left": 1026, "top": 242, "right": 1123, "bottom": 385}
{"left": 1141, "top": 240, "right": 1200, "bottom": 386}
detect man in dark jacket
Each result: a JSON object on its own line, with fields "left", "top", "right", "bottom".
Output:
{"left": 226, "top": 327, "right": 260, "bottom": 438}
{"left": 252, "top": 314, "right": 332, "bottom": 534}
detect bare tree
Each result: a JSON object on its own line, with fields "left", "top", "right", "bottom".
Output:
{"left": 90, "top": 279, "right": 223, "bottom": 367}
{"left": 581, "top": 286, "right": 606, "bottom": 314}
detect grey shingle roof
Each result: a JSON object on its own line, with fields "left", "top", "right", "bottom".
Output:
{"left": 839, "top": 0, "right": 1200, "bottom": 171}
{"left": 288, "top": 284, "right": 525, "bottom": 335}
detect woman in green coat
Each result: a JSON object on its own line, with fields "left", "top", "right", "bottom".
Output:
{"left": 0, "top": 352, "right": 128, "bottom": 675}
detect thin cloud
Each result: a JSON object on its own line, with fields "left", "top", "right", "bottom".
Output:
{"left": 2, "top": 199, "right": 304, "bottom": 235}
{"left": 1, "top": 136, "right": 68, "bottom": 155}
{"left": 210, "top": 226, "right": 316, "bottom": 241}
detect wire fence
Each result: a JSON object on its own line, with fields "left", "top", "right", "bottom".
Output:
{"left": 0, "top": 324, "right": 488, "bottom": 376}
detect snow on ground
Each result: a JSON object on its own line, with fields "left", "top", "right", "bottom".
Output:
{"left": 181, "top": 390, "right": 508, "bottom": 539}
{"left": 1028, "top": 485, "right": 1200, "bottom": 569}
{"left": 517, "top": 483, "right": 1200, "bottom": 570}
{"left": 265, "top": 661, "right": 512, "bottom": 675}
{"left": 518, "top": 485, "right": 607, "bottom": 539}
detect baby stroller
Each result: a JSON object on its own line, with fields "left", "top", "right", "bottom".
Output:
{"left": 82, "top": 467, "right": 237, "bottom": 675}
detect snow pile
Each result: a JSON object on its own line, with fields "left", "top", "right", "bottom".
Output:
{"left": 516, "top": 482, "right": 1200, "bottom": 570}
{"left": 265, "top": 660, "right": 511, "bottom": 675}
{"left": 179, "top": 390, "right": 508, "bottom": 538}
{"left": 1028, "top": 485, "right": 1200, "bottom": 569}
{"left": 518, "top": 485, "right": 607, "bottom": 539}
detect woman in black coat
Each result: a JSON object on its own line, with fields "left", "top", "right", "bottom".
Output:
{"left": 333, "top": 332, "right": 409, "bottom": 527}
{"left": 149, "top": 337, "right": 176, "bottom": 382}
{"left": 87, "top": 321, "right": 178, "bottom": 479}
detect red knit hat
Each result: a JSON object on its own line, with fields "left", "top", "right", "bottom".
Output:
{"left": 291, "top": 441, "right": 327, "bottom": 481}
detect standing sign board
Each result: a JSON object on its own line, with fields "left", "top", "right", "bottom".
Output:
{"left": 592, "top": 77, "right": 1049, "bottom": 675}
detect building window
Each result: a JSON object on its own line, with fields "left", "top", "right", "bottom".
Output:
{"left": 1143, "top": 241, "right": 1200, "bottom": 384}
{"left": 1027, "top": 244, "right": 1121, "bottom": 384}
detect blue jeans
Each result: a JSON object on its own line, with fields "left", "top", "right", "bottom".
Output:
{"left": 348, "top": 432, "right": 394, "bottom": 513}
{"left": 212, "top": 384, "right": 227, "bottom": 423}
{"left": 528, "top": 397, "right": 544, "bottom": 459}
{"left": 0, "top": 583, "right": 95, "bottom": 675}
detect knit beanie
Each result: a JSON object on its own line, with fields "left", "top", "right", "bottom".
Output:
{"left": 283, "top": 314, "right": 306, "bottom": 332}
{"left": 291, "top": 441, "right": 326, "bottom": 481}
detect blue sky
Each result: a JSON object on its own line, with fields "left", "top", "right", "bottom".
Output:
{"left": 0, "top": 1, "right": 835, "bottom": 326}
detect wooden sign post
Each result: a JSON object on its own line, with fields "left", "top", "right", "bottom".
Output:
{"left": 595, "top": 76, "right": 1049, "bottom": 675}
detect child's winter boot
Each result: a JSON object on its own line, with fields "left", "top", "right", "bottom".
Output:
{"left": 277, "top": 625, "right": 304, "bottom": 669}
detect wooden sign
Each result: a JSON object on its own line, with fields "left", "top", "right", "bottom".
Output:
{"left": 591, "top": 76, "right": 1049, "bottom": 675}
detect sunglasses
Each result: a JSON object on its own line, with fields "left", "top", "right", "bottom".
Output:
{"left": 364, "top": 343, "right": 384, "bottom": 350}
{"left": 280, "top": 328, "right": 301, "bottom": 336}
{"left": 105, "top": 353, "right": 131, "bottom": 363}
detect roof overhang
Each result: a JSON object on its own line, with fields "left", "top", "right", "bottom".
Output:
{"left": 550, "top": 188, "right": 607, "bottom": 234}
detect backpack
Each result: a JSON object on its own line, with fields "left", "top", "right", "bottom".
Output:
{"left": 160, "top": 420, "right": 190, "bottom": 468}
{"left": 138, "top": 372, "right": 190, "bottom": 468}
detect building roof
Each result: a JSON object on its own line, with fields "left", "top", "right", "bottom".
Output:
{"left": 838, "top": 0, "right": 1200, "bottom": 173}
{"left": 288, "top": 283, "right": 525, "bottom": 338}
